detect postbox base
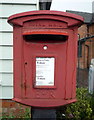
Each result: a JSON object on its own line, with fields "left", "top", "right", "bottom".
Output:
{"left": 31, "top": 108, "right": 56, "bottom": 120}
{"left": 12, "top": 98, "right": 77, "bottom": 107}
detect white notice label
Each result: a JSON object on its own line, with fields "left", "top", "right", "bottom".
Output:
{"left": 36, "top": 57, "right": 55, "bottom": 86}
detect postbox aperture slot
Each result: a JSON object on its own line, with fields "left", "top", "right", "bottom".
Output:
{"left": 23, "top": 33, "right": 68, "bottom": 43}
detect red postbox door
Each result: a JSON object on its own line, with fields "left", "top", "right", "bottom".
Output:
{"left": 22, "top": 29, "right": 76, "bottom": 107}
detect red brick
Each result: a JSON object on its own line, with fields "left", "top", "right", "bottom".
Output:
{"left": 2, "top": 108, "right": 8, "bottom": 113}
{"left": 2, "top": 100, "right": 16, "bottom": 108}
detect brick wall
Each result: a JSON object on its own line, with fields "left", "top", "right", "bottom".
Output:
{"left": 78, "top": 24, "right": 94, "bottom": 69}
{"left": 1, "top": 99, "right": 31, "bottom": 118}
{"left": 78, "top": 24, "right": 88, "bottom": 69}
{"left": 89, "top": 24, "right": 94, "bottom": 58}
{"left": 78, "top": 24, "right": 88, "bottom": 38}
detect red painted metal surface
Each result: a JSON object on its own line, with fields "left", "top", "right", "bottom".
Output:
{"left": 23, "top": 31, "right": 68, "bottom": 36}
{"left": 8, "top": 10, "right": 84, "bottom": 107}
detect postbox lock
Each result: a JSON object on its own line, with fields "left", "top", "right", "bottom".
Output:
{"left": 25, "top": 62, "right": 27, "bottom": 65}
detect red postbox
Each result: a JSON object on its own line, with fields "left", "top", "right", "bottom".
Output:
{"left": 8, "top": 10, "right": 83, "bottom": 107}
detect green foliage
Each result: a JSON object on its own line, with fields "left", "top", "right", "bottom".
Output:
{"left": 23, "top": 108, "right": 31, "bottom": 118}
{"left": 1, "top": 108, "right": 31, "bottom": 119}
{"left": 66, "top": 88, "right": 92, "bottom": 120}
{"left": 57, "top": 87, "right": 94, "bottom": 120}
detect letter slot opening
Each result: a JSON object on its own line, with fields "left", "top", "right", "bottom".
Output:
{"left": 23, "top": 31, "right": 68, "bottom": 43}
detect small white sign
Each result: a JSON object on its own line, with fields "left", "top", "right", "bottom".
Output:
{"left": 36, "top": 57, "right": 55, "bottom": 86}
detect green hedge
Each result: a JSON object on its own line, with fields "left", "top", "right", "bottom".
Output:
{"left": 57, "top": 87, "right": 94, "bottom": 120}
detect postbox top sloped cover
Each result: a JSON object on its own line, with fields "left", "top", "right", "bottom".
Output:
{"left": 8, "top": 10, "right": 84, "bottom": 27}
